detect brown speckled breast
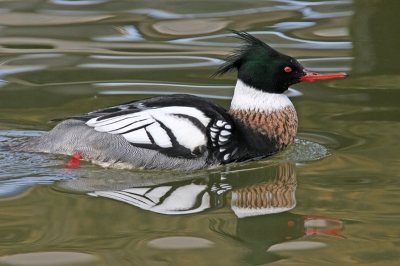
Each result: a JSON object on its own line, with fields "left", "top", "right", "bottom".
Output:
{"left": 229, "top": 106, "right": 298, "bottom": 151}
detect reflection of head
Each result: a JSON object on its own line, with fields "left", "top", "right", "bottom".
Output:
{"left": 231, "top": 163, "right": 296, "bottom": 218}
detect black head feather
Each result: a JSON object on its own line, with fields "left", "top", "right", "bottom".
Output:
{"left": 212, "top": 30, "right": 277, "bottom": 77}
{"left": 213, "top": 30, "right": 306, "bottom": 94}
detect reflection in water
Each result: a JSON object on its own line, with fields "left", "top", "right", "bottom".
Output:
{"left": 230, "top": 163, "right": 296, "bottom": 218}
{"left": 55, "top": 163, "right": 310, "bottom": 217}
{"left": 64, "top": 163, "right": 296, "bottom": 217}
{"left": 89, "top": 181, "right": 213, "bottom": 215}
{"left": 60, "top": 172, "right": 222, "bottom": 215}
{"left": 211, "top": 212, "right": 343, "bottom": 264}
{"left": 212, "top": 165, "right": 342, "bottom": 264}
{"left": 58, "top": 162, "right": 343, "bottom": 264}
{"left": 215, "top": 163, "right": 342, "bottom": 264}
{"left": 59, "top": 163, "right": 300, "bottom": 216}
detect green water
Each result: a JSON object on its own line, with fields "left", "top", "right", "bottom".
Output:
{"left": 0, "top": 0, "right": 399, "bottom": 265}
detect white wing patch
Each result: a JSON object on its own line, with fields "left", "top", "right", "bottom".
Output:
{"left": 86, "top": 106, "right": 211, "bottom": 153}
{"left": 145, "top": 122, "right": 172, "bottom": 148}
{"left": 153, "top": 106, "right": 211, "bottom": 127}
{"left": 124, "top": 128, "right": 152, "bottom": 144}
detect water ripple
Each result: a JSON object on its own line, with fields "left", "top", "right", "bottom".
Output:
{"left": 129, "top": 7, "right": 279, "bottom": 19}
{"left": 0, "top": 131, "right": 78, "bottom": 198}
{"left": 93, "top": 83, "right": 302, "bottom": 99}
{"left": 170, "top": 31, "right": 352, "bottom": 49}
{"left": 270, "top": 21, "right": 316, "bottom": 31}
{"left": 94, "top": 26, "right": 145, "bottom": 42}
{"left": 50, "top": 0, "right": 109, "bottom": 5}
{"left": 0, "top": 13, "right": 111, "bottom": 26}
{"left": 79, "top": 55, "right": 223, "bottom": 69}
{"left": 271, "top": 138, "right": 331, "bottom": 164}
{"left": 299, "top": 57, "right": 352, "bottom": 72}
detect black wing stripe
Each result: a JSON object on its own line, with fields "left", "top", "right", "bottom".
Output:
{"left": 96, "top": 110, "right": 142, "bottom": 121}
{"left": 117, "top": 122, "right": 155, "bottom": 135}
{"left": 108, "top": 118, "right": 151, "bottom": 132}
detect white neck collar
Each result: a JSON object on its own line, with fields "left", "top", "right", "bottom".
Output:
{"left": 230, "top": 79, "right": 293, "bottom": 113}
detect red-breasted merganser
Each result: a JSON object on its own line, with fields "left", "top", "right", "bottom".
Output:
{"left": 12, "top": 31, "right": 348, "bottom": 170}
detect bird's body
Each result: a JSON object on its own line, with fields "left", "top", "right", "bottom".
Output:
{"left": 12, "top": 31, "right": 347, "bottom": 170}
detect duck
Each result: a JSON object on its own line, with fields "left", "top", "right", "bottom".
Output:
{"left": 12, "top": 30, "right": 348, "bottom": 171}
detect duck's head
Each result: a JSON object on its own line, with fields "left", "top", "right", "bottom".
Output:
{"left": 213, "top": 30, "right": 348, "bottom": 94}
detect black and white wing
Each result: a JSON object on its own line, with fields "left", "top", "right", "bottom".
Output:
{"left": 86, "top": 106, "right": 211, "bottom": 158}
{"left": 209, "top": 119, "right": 238, "bottom": 163}
{"left": 51, "top": 94, "right": 239, "bottom": 161}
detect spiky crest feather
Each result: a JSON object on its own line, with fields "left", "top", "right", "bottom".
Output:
{"left": 212, "top": 30, "right": 278, "bottom": 77}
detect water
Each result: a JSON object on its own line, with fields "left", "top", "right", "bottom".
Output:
{"left": 0, "top": 0, "right": 400, "bottom": 265}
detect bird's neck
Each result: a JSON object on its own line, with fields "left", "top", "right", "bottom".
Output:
{"left": 229, "top": 79, "right": 294, "bottom": 113}
{"left": 229, "top": 79, "right": 298, "bottom": 152}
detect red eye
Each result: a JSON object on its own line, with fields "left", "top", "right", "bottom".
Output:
{"left": 284, "top": 66, "right": 292, "bottom": 73}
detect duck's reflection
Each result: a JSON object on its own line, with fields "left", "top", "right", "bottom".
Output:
{"left": 80, "top": 163, "right": 297, "bottom": 216}
{"left": 61, "top": 163, "right": 299, "bottom": 216}
{"left": 210, "top": 163, "right": 342, "bottom": 264}
{"left": 229, "top": 163, "right": 297, "bottom": 218}
{"left": 88, "top": 178, "right": 214, "bottom": 215}
{"left": 59, "top": 162, "right": 343, "bottom": 235}
{"left": 211, "top": 211, "right": 343, "bottom": 264}
{"left": 56, "top": 162, "right": 345, "bottom": 264}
